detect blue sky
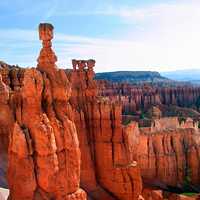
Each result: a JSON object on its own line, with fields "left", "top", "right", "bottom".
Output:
{"left": 0, "top": 0, "right": 200, "bottom": 72}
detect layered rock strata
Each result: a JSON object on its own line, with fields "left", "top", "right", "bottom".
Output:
{"left": 69, "top": 60, "right": 143, "bottom": 200}
{"left": 138, "top": 127, "right": 200, "bottom": 189}
{"left": 0, "top": 24, "right": 86, "bottom": 200}
{"left": 97, "top": 80, "right": 200, "bottom": 114}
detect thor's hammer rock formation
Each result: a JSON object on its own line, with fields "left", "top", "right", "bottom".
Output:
{"left": 3, "top": 23, "right": 87, "bottom": 200}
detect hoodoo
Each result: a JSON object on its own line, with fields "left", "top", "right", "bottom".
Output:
{"left": 37, "top": 23, "right": 58, "bottom": 74}
{"left": 4, "top": 23, "right": 87, "bottom": 200}
{"left": 70, "top": 59, "right": 143, "bottom": 200}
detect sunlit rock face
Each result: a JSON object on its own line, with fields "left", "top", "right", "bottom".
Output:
{"left": 69, "top": 60, "right": 143, "bottom": 200}
{"left": 0, "top": 24, "right": 86, "bottom": 200}
{"left": 138, "top": 128, "right": 200, "bottom": 188}
{"left": 69, "top": 60, "right": 200, "bottom": 200}
{"left": 0, "top": 24, "right": 143, "bottom": 200}
{"left": 97, "top": 80, "right": 200, "bottom": 115}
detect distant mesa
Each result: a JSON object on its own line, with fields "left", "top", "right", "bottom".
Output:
{"left": 95, "top": 71, "right": 170, "bottom": 84}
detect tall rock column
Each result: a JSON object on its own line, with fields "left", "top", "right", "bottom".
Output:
{"left": 70, "top": 60, "right": 143, "bottom": 200}
{"left": 6, "top": 23, "right": 86, "bottom": 200}
{"left": 37, "top": 23, "right": 57, "bottom": 74}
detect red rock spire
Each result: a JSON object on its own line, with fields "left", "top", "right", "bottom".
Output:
{"left": 72, "top": 59, "right": 95, "bottom": 71}
{"left": 37, "top": 23, "right": 57, "bottom": 73}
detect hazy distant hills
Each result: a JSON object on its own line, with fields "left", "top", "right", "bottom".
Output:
{"left": 161, "top": 69, "right": 200, "bottom": 84}
{"left": 95, "top": 70, "right": 200, "bottom": 85}
{"left": 95, "top": 71, "right": 170, "bottom": 84}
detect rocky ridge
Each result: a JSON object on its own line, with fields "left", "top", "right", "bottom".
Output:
{"left": 97, "top": 80, "right": 200, "bottom": 116}
{"left": 0, "top": 23, "right": 86, "bottom": 200}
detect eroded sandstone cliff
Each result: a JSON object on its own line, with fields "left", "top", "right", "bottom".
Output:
{"left": 69, "top": 60, "right": 143, "bottom": 200}
{"left": 138, "top": 127, "right": 200, "bottom": 189}
{"left": 97, "top": 80, "right": 200, "bottom": 116}
{"left": 0, "top": 23, "right": 200, "bottom": 200}
{"left": 0, "top": 23, "right": 86, "bottom": 200}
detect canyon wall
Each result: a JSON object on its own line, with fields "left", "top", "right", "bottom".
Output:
{"left": 97, "top": 80, "right": 200, "bottom": 114}
{"left": 138, "top": 127, "right": 200, "bottom": 189}
{"left": 0, "top": 23, "right": 86, "bottom": 200}
{"left": 0, "top": 23, "right": 144, "bottom": 200}
{"left": 69, "top": 60, "right": 143, "bottom": 200}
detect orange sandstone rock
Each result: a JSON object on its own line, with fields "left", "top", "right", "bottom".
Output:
{"left": 142, "top": 188, "right": 164, "bottom": 200}
{"left": 70, "top": 60, "right": 143, "bottom": 200}
{"left": 138, "top": 128, "right": 200, "bottom": 188}
{"left": 1, "top": 23, "right": 87, "bottom": 200}
{"left": 97, "top": 80, "right": 200, "bottom": 114}
{"left": 37, "top": 23, "right": 57, "bottom": 74}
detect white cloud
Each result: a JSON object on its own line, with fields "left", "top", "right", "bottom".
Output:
{"left": 1, "top": 1, "right": 200, "bottom": 72}
{"left": 0, "top": 28, "right": 144, "bottom": 71}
